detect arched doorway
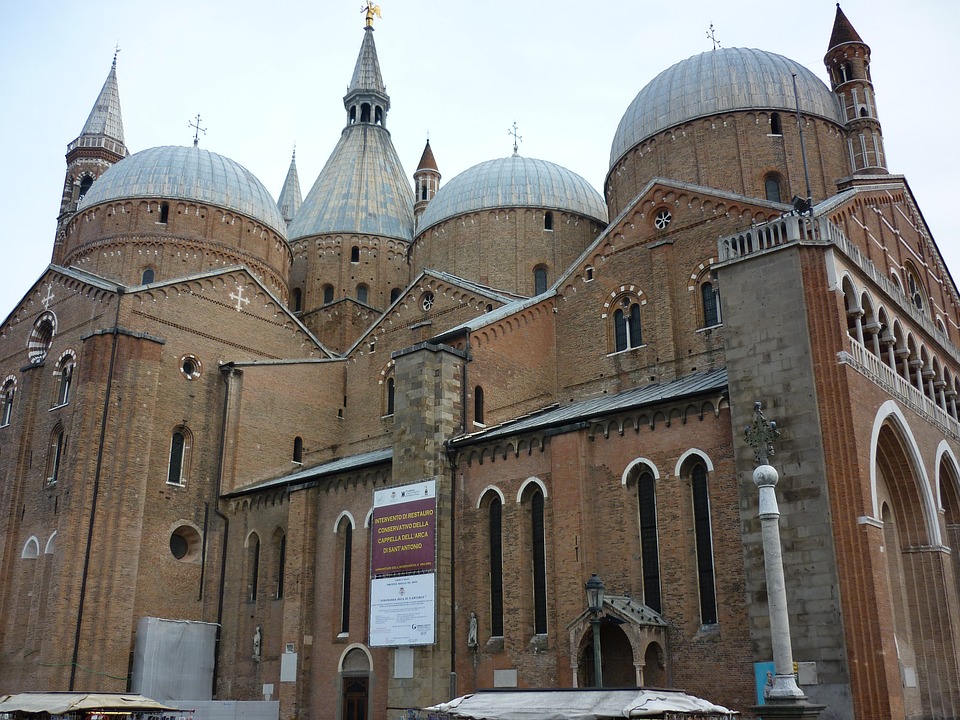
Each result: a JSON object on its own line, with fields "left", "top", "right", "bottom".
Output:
{"left": 339, "top": 646, "right": 371, "bottom": 720}
{"left": 577, "top": 621, "right": 634, "bottom": 687}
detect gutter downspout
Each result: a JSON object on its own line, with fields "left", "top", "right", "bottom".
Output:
{"left": 211, "top": 363, "right": 235, "bottom": 696}
{"left": 70, "top": 289, "right": 123, "bottom": 690}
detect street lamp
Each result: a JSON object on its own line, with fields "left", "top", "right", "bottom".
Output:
{"left": 585, "top": 574, "right": 605, "bottom": 688}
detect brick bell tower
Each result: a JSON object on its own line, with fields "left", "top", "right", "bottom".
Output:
{"left": 413, "top": 139, "right": 440, "bottom": 224}
{"left": 824, "top": 4, "right": 887, "bottom": 175}
{"left": 53, "top": 52, "right": 128, "bottom": 261}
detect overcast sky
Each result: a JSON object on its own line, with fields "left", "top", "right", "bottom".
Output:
{"left": 1, "top": 1, "right": 957, "bottom": 317}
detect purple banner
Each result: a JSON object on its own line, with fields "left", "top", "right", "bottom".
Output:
{"left": 371, "top": 489, "right": 436, "bottom": 576}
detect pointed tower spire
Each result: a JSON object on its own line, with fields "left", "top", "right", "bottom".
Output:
{"left": 824, "top": 4, "right": 887, "bottom": 175}
{"left": 343, "top": 26, "right": 390, "bottom": 127}
{"left": 55, "top": 54, "right": 129, "bottom": 255}
{"left": 278, "top": 147, "right": 302, "bottom": 225}
{"left": 414, "top": 139, "right": 440, "bottom": 224}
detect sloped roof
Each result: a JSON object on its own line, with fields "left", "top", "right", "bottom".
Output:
{"left": 226, "top": 447, "right": 392, "bottom": 496}
{"left": 828, "top": 5, "right": 864, "bottom": 50}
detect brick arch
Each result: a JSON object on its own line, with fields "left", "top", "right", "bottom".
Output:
{"left": 868, "top": 401, "right": 940, "bottom": 546}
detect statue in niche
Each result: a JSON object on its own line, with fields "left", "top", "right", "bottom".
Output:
{"left": 253, "top": 626, "right": 262, "bottom": 660}
{"left": 467, "top": 613, "right": 478, "bottom": 649}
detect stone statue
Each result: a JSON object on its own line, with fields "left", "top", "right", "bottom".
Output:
{"left": 253, "top": 625, "right": 262, "bottom": 659}
{"left": 467, "top": 612, "right": 478, "bottom": 649}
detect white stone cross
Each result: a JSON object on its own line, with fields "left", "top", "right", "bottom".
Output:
{"left": 229, "top": 283, "right": 251, "bottom": 312}
{"left": 41, "top": 283, "right": 56, "bottom": 310}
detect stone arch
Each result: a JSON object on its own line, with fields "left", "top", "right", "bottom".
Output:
{"left": 674, "top": 449, "right": 714, "bottom": 477}
{"left": 44, "top": 531, "right": 57, "bottom": 555}
{"left": 21, "top": 536, "right": 40, "bottom": 559}
{"left": 334, "top": 510, "right": 357, "bottom": 533}
{"left": 621, "top": 457, "right": 660, "bottom": 486}
{"left": 476, "top": 485, "right": 506, "bottom": 508}
{"left": 516, "top": 476, "right": 549, "bottom": 503}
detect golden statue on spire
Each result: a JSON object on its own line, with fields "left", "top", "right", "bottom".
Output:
{"left": 362, "top": 1, "right": 381, "bottom": 28}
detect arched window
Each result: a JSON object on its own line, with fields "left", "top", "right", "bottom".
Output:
{"left": 690, "top": 461, "right": 717, "bottom": 624}
{"left": 78, "top": 176, "right": 94, "bottom": 202}
{"left": 390, "top": 288, "right": 401, "bottom": 303}
{"left": 293, "top": 436, "right": 303, "bottom": 463}
{"left": 1, "top": 379, "right": 15, "bottom": 426}
{"left": 167, "top": 428, "right": 190, "bottom": 485}
{"left": 613, "top": 299, "right": 642, "bottom": 352}
{"left": 488, "top": 493, "right": 504, "bottom": 636}
{"left": 338, "top": 517, "right": 353, "bottom": 634}
{"left": 474, "top": 386, "right": 485, "bottom": 425}
{"left": 531, "top": 489, "right": 547, "bottom": 634}
{"left": 905, "top": 265, "right": 925, "bottom": 313}
{"left": 375, "top": 106, "right": 383, "bottom": 125}
{"left": 360, "top": 103, "right": 371, "bottom": 123}
{"left": 55, "top": 353, "right": 75, "bottom": 406}
{"left": 356, "top": 284, "right": 368, "bottom": 304}
{"left": 770, "top": 113, "right": 782, "bottom": 135}
{"left": 323, "top": 284, "right": 335, "bottom": 305}
{"left": 701, "top": 281, "right": 721, "bottom": 327}
{"left": 247, "top": 533, "right": 261, "bottom": 602}
{"left": 385, "top": 377, "right": 395, "bottom": 416}
{"left": 534, "top": 266, "right": 548, "bottom": 295}
{"left": 141, "top": 268, "right": 155, "bottom": 284}
{"left": 274, "top": 529, "right": 286, "bottom": 600}
{"left": 159, "top": 202, "right": 169, "bottom": 224}
{"left": 764, "top": 174, "right": 782, "bottom": 203}
{"left": 292, "top": 288, "right": 302, "bottom": 312}
{"left": 637, "top": 470, "right": 661, "bottom": 613}
{"left": 544, "top": 212, "right": 553, "bottom": 231}
{"left": 351, "top": 246, "right": 360, "bottom": 263}
{"left": 28, "top": 313, "right": 56, "bottom": 365}
{"left": 46, "top": 428, "right": 65, "bottom": 486}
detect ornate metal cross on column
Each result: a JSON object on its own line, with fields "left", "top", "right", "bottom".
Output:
{"left": 508, "top": 121, "right": 523, "bottom": 156}
{"left": 189, "top": 114, "right": 207, "bottom": 147}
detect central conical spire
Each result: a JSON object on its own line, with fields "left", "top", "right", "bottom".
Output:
{"left": 277, "top": 148, "right": 302, "bottom": 225}
{"left": 72, "top": 53, "right": 127, "bottom": 154}
{"left": 343, "top": 26, "right": 390, "bottom": 128}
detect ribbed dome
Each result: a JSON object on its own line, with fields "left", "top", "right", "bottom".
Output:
{"left": 610, "top": 48, "right": 845, "bottom": 169}
{"left": 417, "top": 156, "right": 607, "bottom": 235}
{"left": 288, "top": 125, "right": 414, "bottom": 242}
{"left": 79, "top": 146, "right": 287, "bottom": 236}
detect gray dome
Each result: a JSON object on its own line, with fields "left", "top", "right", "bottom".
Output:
{"left": 418, "top": 156, "right": 607, "bottom": 234}
{"left": 79, "top": 145, "right": 287, "bottom": 236}
{"left": 610, "top": 48, "right": 845, "bottom": 169}
{"left": 288, "top": 125, "right": 414, "bottom": 242}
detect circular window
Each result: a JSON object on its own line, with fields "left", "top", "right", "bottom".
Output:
{"left": 654, "top": 209, "right": 672, "bottom": 230}
{"left": 180, "top": 355, "right": 202, "bottom": 380}
{"left": 170, "top": 525, "right": 202, "bottom": 562}
{"left": 421, "top": 292, "right": 435, "bottom": 312}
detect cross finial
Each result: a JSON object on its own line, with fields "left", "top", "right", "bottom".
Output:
{"left": 189, "top": 113, "right": 207, "bottom": 147}
{"left": 508, "top": 121, "right": 523, "bottom": 156}
{"left": 706, "top": 23, "right": 721, "bottom": 50}
{"left": 745, "top": 401, "right": 779, "bottom": 466}
{"left": 112, "top": 43, "right": 121, "bottom": 67}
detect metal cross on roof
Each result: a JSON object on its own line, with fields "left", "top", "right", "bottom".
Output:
{"left": 706, "top": 23, "right": 721, "bottom": 50}
{"left": 744, "top": 401, "right": 779, "bottom": 466}
{"left": 189, "top": 113, "right": 207, "bottom": 147}
{"left": 508, "top": 121, "right": 523, "bottom": 156}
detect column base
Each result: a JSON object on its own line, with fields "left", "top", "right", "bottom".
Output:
{"left": 751, "top": 699, "right": 826, "bottom": 720}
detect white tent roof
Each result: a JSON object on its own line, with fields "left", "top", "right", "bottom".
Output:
{"left": 426, "top": 689, "right": 736, "bottom": 720}
{"left": 0, "top": 692, "right": 177, "bottom": 715}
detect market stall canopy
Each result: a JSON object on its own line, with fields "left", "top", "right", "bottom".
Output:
{"left": 426, "top": 688, "right": 736, "bottom": 720}
{"left": 0, "top": 692, "right": 178, "bottom": 716}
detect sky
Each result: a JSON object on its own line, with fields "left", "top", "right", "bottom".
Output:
{"left": 1, "top": 1, "right": 957, "bottom": 317}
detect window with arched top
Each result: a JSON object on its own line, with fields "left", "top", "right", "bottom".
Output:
{"left": 764, "top": 174, "right": 783, "bottom": 203}
{"left": 701, "top": 281, "right": 721, "bottom": 328}
{"left": 338, "top": 517, "right": 354, "bottom": 634}
{"left": 356, "top": 284, "right": 369, "bottom": 304}
{"left": 544, "top": 211, "right": 553, "bottom": 231}
{"left": 351, "top": 246, "right": 360, "bottom": 263}
{"left": 613, "top": 298, "right": 642, "bottom": 352}
{"left": 905, "top": 265, "right": 925, "bottom": 313}
{"left": 474, "top": 385, "right": 485, "bottom": 425}
{"left": 78, "top": 176, "right": 94, "bottom": 203}
{"left": 390, "top": 288, "right": 401, "bottom": 303}
{"left": 159, "top": 202, "right": 169, "bottom": 224}
{"left": 293, "top": 436, "right": 303, "bottom": 463}
{"left": 28, "top": 313, "right": 56, "bottom": 365}
{"left": 167, "top": 427, "right": 192, "bottom": 486}
{"left": 54, "top": 353, "right": 76, "bottom": 407}
{"left": 534, "top": 266, "right": 548, "bottom": 295}
{"left": 770, "top": 113, "right": 782, "bottom": 135}
{"left": 141, "top": 267, "right": 155, "bottom": 284}
{"left": 323, "top": 285, "right": 335, "bottom": 305}
{"left": 385, "top": 377, "right": 395, "bottom": 416}
{"left": 360, "top": 103, "right": 371, "bottom": 123}
{"left": 273, "top": 529, "right": 286, "bottom": 600}
{"left": 689, "top": 460, "right": 717, "bottom": 624}
{"left": 1, "top": 379, "right": 15, "bottom": 427}
{"left": 637, "top": 470, "right": 662, "bottom": 613}
{"left": 486, "top": 492, "right": 504, "bottom": 637}
{"left": 292, "top": 288, "right": 302, "bottom": 312}
{"left": 46, "top": 427, "right": 65, "bottom": 486}
{"left": 247, "top": 533, "right": 261, "bottom": 602}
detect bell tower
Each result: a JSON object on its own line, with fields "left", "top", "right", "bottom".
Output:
{"left": 54, "top": 53, "right": 128, "bottom": 259}
{"left": 824, "top": 4, "right": 886, "bottom": 175}
{"left": 413, "top": 139, "right": 440, "bottom": 224}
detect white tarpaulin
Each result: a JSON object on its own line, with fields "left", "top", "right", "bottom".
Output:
{"left": 0, "top": 692, "right": 176, "bottom": 715}
{"left": 131, "top": 617, "right": 219, "bottom": 702}
{"left": 426, "top": 689, "right": 736, "bottom": 719}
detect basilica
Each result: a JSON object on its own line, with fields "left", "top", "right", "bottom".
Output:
{"left": 1, "top": 6, "right": 959, "bottom": 720}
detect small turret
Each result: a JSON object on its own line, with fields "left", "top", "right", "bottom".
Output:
{"left": 56, "top": 54, "right": 128, "bottom": 239}
{"left": 277, "top": 148, "right": 302, "bottom": 226}
{"left": 824, "top": 4, "right": 886, "bottom": 174}
{"left": 413, "top": 140, "right": 440, "bottom": 223}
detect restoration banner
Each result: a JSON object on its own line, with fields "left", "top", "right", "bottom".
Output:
{"left": 371, "top": 479, "right": 436, "bottom": 576}
{"left": 369, "top": 573, "right": 435, "bottom": 647}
